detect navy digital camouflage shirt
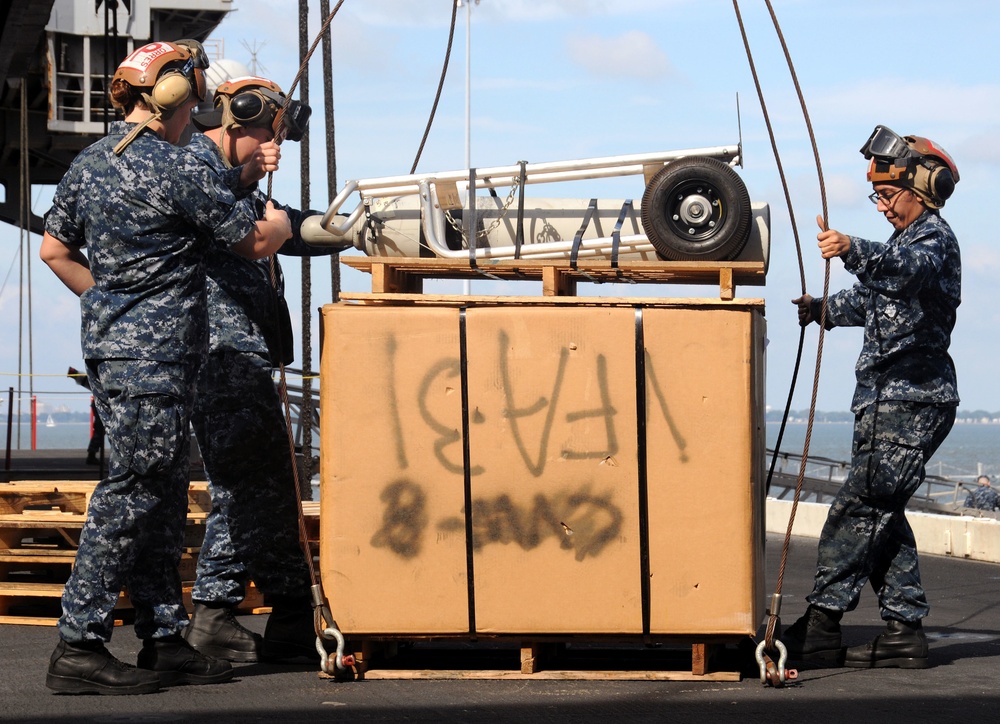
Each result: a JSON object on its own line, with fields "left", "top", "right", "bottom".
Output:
{"left": 44, "top": 121, "right": 256, "bottom": 364}
{"left": 820, "top": 210, "right": 960, "bottom": 412}
{"left": 965, "top": 485, "right": 1000, "bottom": 511}
{"left": 184, "top": 133, "right": 333, "bottom": 362}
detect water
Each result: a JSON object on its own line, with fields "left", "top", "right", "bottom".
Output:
{"left": 5, "top": 421, "right": 95, "bottom": 452}
{"left": 767, "top": 421, "right": 1000, "bottom": 482}
{"left": 10, "top": 419, "right": 1000, "bottom": 483}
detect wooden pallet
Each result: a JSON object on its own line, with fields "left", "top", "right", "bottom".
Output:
{"left": 0, "top": 481, "right": 209, "bottom": 550}
{"left": 1, "top": 480, "right": 223, "bottom": 625}
{"left": 341, "top": 257, "right": 766, "bottom": 301}
{"left": 0, "top": 582, "right": 267, "bottom": 626}
{"left": 320, "top": 638, "right": 749, "bottom": 682}
{"left": 0, "top": 480, "right": 212, "bottom": 519}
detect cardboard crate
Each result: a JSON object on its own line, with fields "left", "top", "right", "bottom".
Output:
{"left": 320, "top": 301, "right": 765, "bottom": 639}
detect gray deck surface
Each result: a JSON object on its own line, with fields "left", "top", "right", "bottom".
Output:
{"left": 2, "top": 532, "right": 998, "bottom": 723}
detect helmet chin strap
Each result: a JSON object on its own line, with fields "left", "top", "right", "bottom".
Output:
{"left": 113, "top": 92, "right": 180, "bottom": 155}
{"left": 216, "top": 95, "right": 239, "bottom": 168}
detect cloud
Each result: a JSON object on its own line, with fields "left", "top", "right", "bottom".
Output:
{"left": 963, "top": 243, "right": 1000, "bottom": 273}
{"left": 811, "top": 80, "right": 1000, "bottom": 146}
{"left": 337, "top": 0, "right": 690, "bottom": 25}
{"left": 566, "top": 31, "right": 673, "bottom": 81}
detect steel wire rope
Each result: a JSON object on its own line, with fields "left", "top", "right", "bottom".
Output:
{"left": 295, "top": 1, "right": 318, "bottom": 509}
{"left": 320, "top": 0, "right": 341, "bottom": 302}
{"left": 257, "top": 0, "right": 463, "bottom": 655}
{"left": 18, "top": 80, "right": 34, "bottom": 448}
{"left": 258, "top": 0, "right": 348, "bottom": 594}
{"left": 732, "top": 0, "right": 833, "bottom": 658}
{"left": 253, "top": 0, "right": 459, "bottom": 601}
{"left": 409, "top": 0, "right": 460, "bottom": 175}
{"left": 256, "top": 0, "right": 459, "bottom": 669}
{"left": 731, "top": 2, "right": 808, "bottom": 495}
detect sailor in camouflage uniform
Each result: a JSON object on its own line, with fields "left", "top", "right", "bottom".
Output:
{"left": 178, "top": 77, "right": 345, "bottom": 663}
{"left": 785, "top": 126, "right": 961, "bottom": 670}
{"left": 39, "top": 42, "right": 291, "bottom": 695}
{"left": 965, "top": 475, "right": 1000, "bottom": 511}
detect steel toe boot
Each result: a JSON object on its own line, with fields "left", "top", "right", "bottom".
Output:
{"left": 261, "top": 596, "right": 320, "bottom": 662}
{"left": 137, "top": 634, "right": 234, "bottom": 686}
{"left": 781, "top": 605, "right": 844, "bottom": 664}
{"left": 46, "top": 639, "right": 161, "bottom": 695}
{"left": 844, "top": 619, "right": 929, "bottom": 669}
{"left": 184, "top": 603, "right": 263, "bottom": 663}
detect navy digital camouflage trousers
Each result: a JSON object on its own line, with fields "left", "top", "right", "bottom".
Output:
{"left": 807, "top": 400, "right": 956, "bottom": 622}
{"left": 190, "top": 350, "right": 311, "bottom": 606}
{"left": 60, "top": 359, "right": 197, "bottom": 643}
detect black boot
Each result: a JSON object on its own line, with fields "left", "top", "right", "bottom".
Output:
{"left": 137, "top": 634, "right": 234, "bottom": 686}
{"left": 184, "top": 603, "right": 262, "bottom": 663}
{"left": 261, "top": 596, "right": 319, "bottom": 662}
{"left": 781, "top": 605, "right": 844, "bottom": 664}
{"left": 46, "top": 639, "right": 161, "bottom": 695}
{"left": 844, "top": 619, "right": 929, "bottom": 669}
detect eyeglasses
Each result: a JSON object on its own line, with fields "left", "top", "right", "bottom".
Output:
{"left": 868, "top": 188, "right": 906, "bottom": 206}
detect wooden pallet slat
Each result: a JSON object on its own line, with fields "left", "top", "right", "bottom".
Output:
{"left": 0, "top": 480, "right": 319, "bottom": 625}
{"left": 323, "top": 638, "right": 743, "bottom": 681}
{"left": 342, "top": 256, "right": 765, "bottom": 299}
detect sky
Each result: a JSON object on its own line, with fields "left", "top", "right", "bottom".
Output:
{"left": 3, "top": 0, "right": 1000, "bottom": 418}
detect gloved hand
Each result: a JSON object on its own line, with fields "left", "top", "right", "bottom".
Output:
{"left": 792, "top": 294, "right": 816, "bottom": 327}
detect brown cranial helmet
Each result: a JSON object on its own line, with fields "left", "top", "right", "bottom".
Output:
{"left": 193, "top": 76, "right": 285, "bottom": 135}
{"left": 193, "top": 75, "right": 311, "bottom": 150}
{"left": 112, "top": 40, "right": 208, "bottom": 110}
{"left": 111, "top": 40, "right": 209, "bottom": 155}
{"left": 860, "top": 125, "right": 959, "bottom": 209}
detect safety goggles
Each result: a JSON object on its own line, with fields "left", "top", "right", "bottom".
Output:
{"left": 859, "top": 125, "right": 915, "bottom": 163}
{"left": 229, "top": 89, "right": 280, "bottom": 126}
{"left": 174, "top": 39, "right": 209, "bottom": 102}
{"left": 228, "top": 89, "right": 311, "bottom": 142}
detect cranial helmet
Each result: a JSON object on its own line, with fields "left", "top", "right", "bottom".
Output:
{"left": 193, "top": 75, "right": 311, "bottom": 145}
{"left": 111, "top": 40, "right": 210, "bottom": 155}
{"left": 113, "top": 40, "right": 208, "bottom": 109}
{"left": 860, "top": 125, "right": 960, "bottom": 209}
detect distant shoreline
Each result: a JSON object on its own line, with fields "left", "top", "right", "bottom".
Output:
{"left": 768, "top": 413, "right": 1000, "bottom": 424}
{"left": 774, "top": 419, "right": 1000, "bottom": 424}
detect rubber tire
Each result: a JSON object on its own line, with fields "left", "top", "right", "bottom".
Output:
{"left": 640, "top": 156, "right": 752, "bottom": 261}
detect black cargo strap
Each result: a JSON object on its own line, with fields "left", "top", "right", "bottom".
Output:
{"left": 458, "top": 307, "right": 477, "bottom": 635}
{"left": 515, "top": 161, "right": 527, "bottom": 260}
{"left": 570, "top": 198, "right": 599, "bottom": 269}
{"left": 634, "top": 307, "right": 651, "bottom": 636}
{"left": 611, "top": 199, "right": 638, "bottom": 270}
{"left": 467, "top": 167, "right": 478, "bottom": 269}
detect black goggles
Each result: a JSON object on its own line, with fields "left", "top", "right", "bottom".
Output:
{"left": 859, "top": 125, "right": 914, "bottom": 163}
{"left": 174, "top": 39, "right": 209, "bottom": 101}
{"left": 229, "top": 90, "right": 280, "bottom": 126}
{"left": 229, "top": 89, "right": 311, "bottom": 142}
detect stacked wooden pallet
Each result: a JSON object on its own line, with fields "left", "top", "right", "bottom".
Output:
{"left": 0, "top": 480, "right": 323, "bottom": 626}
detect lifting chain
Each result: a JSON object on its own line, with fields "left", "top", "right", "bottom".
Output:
{"left": 443, "top": 175, "right": 522, "bottom": 247}
{"left": 363, "top": 197, "right": 382, "bottom": 248}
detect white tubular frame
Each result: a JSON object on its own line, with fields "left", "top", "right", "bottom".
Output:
{"left": 319, "top": 145, "right": 741, "bottom": 260}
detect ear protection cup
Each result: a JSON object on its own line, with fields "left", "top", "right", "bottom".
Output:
{"left": 151, "top": 71, "right": 193, "bottom": 110}
{"left": 911, "top": 161, "right": 956, "bottom": 208}
{"left": 928, "top": 164, "right": 955, "bottom": 204}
